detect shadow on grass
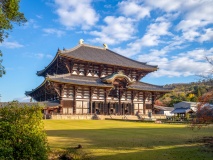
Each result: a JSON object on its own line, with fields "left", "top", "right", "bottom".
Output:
{"left": 92, "top": 145, "right": 213, "bottom": 160}
{"left": 46, "top": 127, "right": 213, "bottom": 160}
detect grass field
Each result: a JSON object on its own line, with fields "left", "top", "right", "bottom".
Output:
{"left": 44, "top": 120, "right": 213, "bottom": 160}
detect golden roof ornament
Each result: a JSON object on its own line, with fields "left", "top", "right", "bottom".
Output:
{"left": 79, "top": 39, "right": 84, "bottom": 45}
{"left": 103, "top": 43, "right": 108, "bottom": 49}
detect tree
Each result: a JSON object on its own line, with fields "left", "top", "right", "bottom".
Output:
{"left": 0, "top": 102, "right": 49, "bottom": 160}
{"left": 0, "top": 51, "right": 6, "bottom": 77}
{"left": 0, "top": 0, "right": 27, "bottom": 77}
{"left": 189, "top": 57, "right": 213, "bottom": 129}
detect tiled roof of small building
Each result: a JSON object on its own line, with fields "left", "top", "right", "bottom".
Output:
{"left": 60, "top": 44, "right": 157, "bottom": 70}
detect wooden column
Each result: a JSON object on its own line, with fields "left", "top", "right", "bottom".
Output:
{"left": 131, "top": 91, "right": 138, "bottom": 115}
{"left": 143, "top": 92, "right": 146, "bottom": 114}
{"left": 104, "top": 89, "right": 111, "bottom": 115}
{"left": 151, "top": 92, "right": 155, "bottom": 113}
{"left": 73, "top": 86, "right": 77, "bottom": 114}
{"left": 59, "top": 84, "right": 66, "bottom": 114}
{"left": 104, "top": 89, "right": 107, "bottom": 115}
{"left": 118, "top": 88, "right": 121, "bottom": 115}
{"left": 89, "top": 87, "right": 93, "bottom": 115}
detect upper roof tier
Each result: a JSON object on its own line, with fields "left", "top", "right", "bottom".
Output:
{"left": 37, "top": 44, "right": 158, "bottom": 76}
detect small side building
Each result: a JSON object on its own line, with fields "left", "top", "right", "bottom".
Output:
{"left": 154, "top": 105, "right": 174, "bottom": 116}
{"left": 171, "top": 101, "right": 197, "bottom": 119}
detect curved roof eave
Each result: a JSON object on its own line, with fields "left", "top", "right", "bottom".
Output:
{"left": 106, "top": 49, "right": 158, "bottom": 69}
{"left": 36, "top": 50, "right": 60, "bottom": 76}
{"left": 25, "top": 79, "right": 48, "bottom": 96}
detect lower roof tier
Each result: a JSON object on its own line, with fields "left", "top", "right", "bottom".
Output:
{"left": 26, "top": 74, "right": 171, "bottom": 98}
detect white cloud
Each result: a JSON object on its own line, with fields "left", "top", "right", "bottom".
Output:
{"left": 0, "top": 41, "right": 24, "bottom": 48}
{"left": 119, "top": 0, "right": 213, "bottom": 46}
{"left": 119, "top": 0, "right": 150, "bottom": 19}
{"left": 199, "top": 28, "right": 213, "bottom": 42}
{"left": 113, "top": 20, "right": 171, "bottom": 57}
{"left": 54, "top": 0, "right": 99, "bottom": 29}
{"left": 90, "top": 16, "right": 136, "bottom": 45}
{"left": 138, "top": 48, "right": 213, "bottom": 77}
{"left": 43, "top": 28, "right": 65, "bottom": 37}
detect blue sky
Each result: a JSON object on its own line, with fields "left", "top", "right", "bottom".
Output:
{"left": 0, "top": 0, "right": 213, "bottom": 102}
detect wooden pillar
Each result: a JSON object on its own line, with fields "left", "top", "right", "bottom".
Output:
{"left": 108, "top": 102, "right": 110, "bottom": 115}
{"left": 104, "top": 89, "right": 111, "bottom": 115}
{"left": 104, "top": 89, "right": 107, "bottom": 115}
{"left": 118, "top": 88, "right": 121, "bottom": 115}
{"left": 59, "top": 84, "right": 64, "bottom": 114}
{"left": 143, "top": 92, "right": 146, "bottom": 114}
{"left": 151, "top": 92, "right": 155, "bottom": 113}
{"left": 73, "top": 86, "right": 76, "bottom": 114}
{"left": 89, "top": 87, "right": 93, "bottom": 115}
{"left": 131, "top": 91, "right": 135, "bottom": 115}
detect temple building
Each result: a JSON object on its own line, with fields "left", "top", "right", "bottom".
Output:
{"left": 26, "top": 40, "right": 170, "bottom": 115}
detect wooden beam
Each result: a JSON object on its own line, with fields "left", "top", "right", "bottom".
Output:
{"left": 64, "top": 60, "right": 74, "bottom": 74}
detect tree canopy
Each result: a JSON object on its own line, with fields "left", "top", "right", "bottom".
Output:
{"left": 0, "top": 102, "right": 49, "bottom": 160}
{"left": 0, "top": 0, "right": 27, "bottom": 77}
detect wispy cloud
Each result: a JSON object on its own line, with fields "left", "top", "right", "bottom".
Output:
{"left": 43, "top": 28, "right": 65, "bottom": 37}
{"left": 0, "top": 41, "right": 24, "bottom": 48}
{"left": 23, "top": 52, "right": 53, "bottom": 59}
{"left": 22, "top": 19, "right": 39, "bottom": 29}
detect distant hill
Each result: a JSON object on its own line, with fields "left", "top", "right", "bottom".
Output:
{"left": 157, "top": 80, "right": 213, "bottom": 107}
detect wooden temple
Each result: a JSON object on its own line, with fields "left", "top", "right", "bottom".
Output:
{"left": 26, "top": 40, "right": 171, "bottom": 115}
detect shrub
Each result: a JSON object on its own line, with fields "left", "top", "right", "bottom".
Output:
{"left": 0, "top": 101, "right": 49, "bottom": 160}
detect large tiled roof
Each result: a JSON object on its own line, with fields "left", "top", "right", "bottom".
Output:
{"left": 60, "top": 44, "right": 157, "bottom": 70}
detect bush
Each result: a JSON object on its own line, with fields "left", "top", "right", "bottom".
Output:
{"left": 0, "top": 102, "right": 49, "bottom": 160}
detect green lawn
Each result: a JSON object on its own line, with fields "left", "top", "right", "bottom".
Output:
{"left": 44, "top": 120, "right": 213, "bottom": 160}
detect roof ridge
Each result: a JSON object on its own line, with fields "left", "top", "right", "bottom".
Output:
{"left": 61, "top": 43, "right": 105, "bottom": 54}
{"left": 60, "top": 44, "right": 82, "bottom": 53}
